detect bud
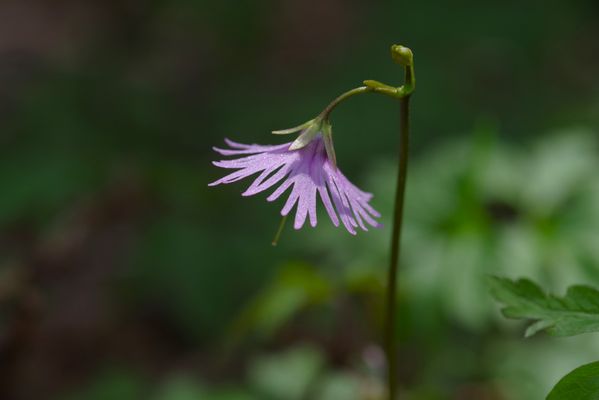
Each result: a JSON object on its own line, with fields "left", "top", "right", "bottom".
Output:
{"left": 391, "top": 44, "right": 413, "bottom": 67}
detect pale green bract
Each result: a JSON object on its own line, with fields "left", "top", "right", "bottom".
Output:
{"left": 489, "top": 276, "right": 599, "bottom": 337}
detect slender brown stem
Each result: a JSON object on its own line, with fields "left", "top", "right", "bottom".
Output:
{"left": 385, "top": 94, "right": 411, "bottom": 399}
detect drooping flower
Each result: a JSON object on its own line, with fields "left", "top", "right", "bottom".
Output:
{"left": 209, "top": 120, "right": 381, "bottom": 235}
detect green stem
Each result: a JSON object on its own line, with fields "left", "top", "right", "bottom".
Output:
{"left": 385, "top": 93, "right": 411, "bottom": 400}
{"left": 319, "top": 86, "right": 372, "bottom": 120}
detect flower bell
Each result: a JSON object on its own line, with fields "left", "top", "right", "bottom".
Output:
{"left": 209, "top": 117, "right": 381, "bottom": 235}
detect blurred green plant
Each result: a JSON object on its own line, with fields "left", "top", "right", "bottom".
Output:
{"left": 267, "top": 127, "right": 599, "bottom": 398}
{"left": 229, "top": 262, "right": 333, "bottom": 342}
{"left": 65, "top": 369, "right": 145, "bottom": 400}
{"left": 53, "top": 126, "right": 599, "bottom": 400}
{"left": 248, "top": 345, "right": 324, "bottom": 399}
{"left": 302, "top": 128, "right": 599, "bottom": 328}
{"left": 490, "top": 276, "right": 599, "bottom": 337}
{"left": 156, "top": 376, "right": 254, "bottom": 400}
{"left": 491, "top": 277, "right": 599, "bottom": 399}
{"left": 0, "top": 0, "right": 597, "bottom": 399}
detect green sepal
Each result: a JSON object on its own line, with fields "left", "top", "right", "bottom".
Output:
{"left": 321, "top": 121, "right": 337, "bottom": 168}
{"left": 363, "top": 79, "right": 391, "bottom": 90}
{"left": 363, "top": 80, "right": 399, "bottom": 97}
{"left": 288, "top": 120, "right": 321, "bottom": 150}
{"left": 272, "top": 119, "right": 315, "bottom": 135}
{"left": 281, "top": 118, "right": 338, "bottom": 168}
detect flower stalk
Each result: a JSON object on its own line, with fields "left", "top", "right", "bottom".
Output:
{"left": 383, "top": 44, "right": 414, "bottom": 400}
{"left": 310, "top": 44, "right": 416, "bottom": 400}
{"left": 271, "top": 215, "right": 288, "bottom": 246}
{"left": 385, "top": 91, "right": 411, "bottom": 400}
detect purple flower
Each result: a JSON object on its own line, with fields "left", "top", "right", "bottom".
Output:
{"left": 209, "top": 133, "right": 381, "bottom": 235}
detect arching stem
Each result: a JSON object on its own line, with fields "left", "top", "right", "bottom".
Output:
{"left": 319, "top": 86, "right": 372, "bottom": 120}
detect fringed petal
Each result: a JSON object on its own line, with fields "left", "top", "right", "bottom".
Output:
{"left": 242, "top": 164, "right": 291, "bottom": 196}
{"left": 209, "top": 136, "right": 380, "bottom": 235}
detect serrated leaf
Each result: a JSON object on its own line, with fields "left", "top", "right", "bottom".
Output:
{"left": 489, "top": 276, "right": 599, "bottom": 337}
{"left": 547, "top": 361, "right": 599, "bottom": 400}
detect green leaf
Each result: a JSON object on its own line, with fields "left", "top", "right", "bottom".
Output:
{"left": 489, "top": 276, "right": 599, "bottom": 337}
{"left": 547, "top": 361, "right": 599, "bottom": 400}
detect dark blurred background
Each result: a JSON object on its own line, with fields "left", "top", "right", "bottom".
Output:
{"left": 1, "top": 1, "right": 599, "bottom": 399}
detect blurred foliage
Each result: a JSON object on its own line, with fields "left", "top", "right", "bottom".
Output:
{"left": 490, "top": 277, "right": 599, "bottom": 398}
{"left": 490, "top": 276, "right": 599, "bottom": 338}
{"left": 230, "top": 263, "right": 334, "bottom": 341}
{"left": 0, "top": 0, "right": 598, "bottom": 399}
{"left": 248, "top": 345, "right": 324, "bottom": 399}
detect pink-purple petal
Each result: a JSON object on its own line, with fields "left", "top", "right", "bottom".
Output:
{"left": 358, "top": 198, "right": 381, "bottom": 218}
{"left": 213, "top": 147, "right": 265, "bottom": 156}
{"left": 293, "top": 178, "right": 316, "bottom": 230}
{"left": 224, "top": 138, "right": 252, "bottom": 149}
{"left": 224, "top": 138, "right": 282, "bottom": 151}
{"left": 243, "top": 164, "right": 290, "bottom": 196}
{"left": 326, "top": 172, "right": 357, "bottom": 234}
{"left": 281, "top": 185, "right": 299, "bottom": 216}
{"left": 317, "top": 186, "right": 339, "bottom": 227}
{"left": 355, "top": 203, "right": 380, "bottom": 227}
{"left": 209, "top": 136, "right": 380, "bottom": 235}
{"left": 307, "top": 189, "right": 317, "bottom": 228}
{"left": 267, "top": 176, "right": 295, "bottom": 202}
{"left": 208, "top": 163, "right": 264, "bottom": 186}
